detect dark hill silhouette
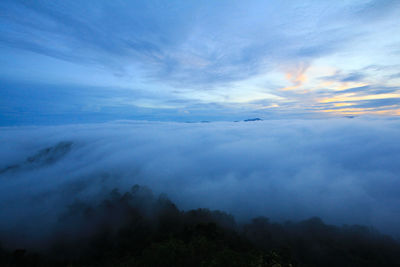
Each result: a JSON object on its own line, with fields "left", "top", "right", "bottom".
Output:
{"left": 1, "top": 185, "right": 399, "bottom": 266}
{"left": 244, "top": 118, "right": 262, "bottom": 122}
{"left": 0, "top": 141, "right": 73, "bottom": 175}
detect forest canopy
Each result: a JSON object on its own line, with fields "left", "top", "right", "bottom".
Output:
{"left": 1, "top": 185, "right": 400, "bottom": 267}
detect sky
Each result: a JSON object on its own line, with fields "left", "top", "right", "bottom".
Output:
{"left": 1, "top": 0, "right": 400, "bottom": 124}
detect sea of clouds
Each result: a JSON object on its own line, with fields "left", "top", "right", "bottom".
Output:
{"left": 1, "top": 119, "right": 400, "bottom": 248}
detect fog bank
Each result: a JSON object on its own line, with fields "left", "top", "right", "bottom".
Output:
{"left": 1, "top": 119, "right": 400, "bottom": 248}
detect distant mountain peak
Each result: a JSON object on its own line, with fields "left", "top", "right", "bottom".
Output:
{"left": 244, "top": 118, "right": 262, "bottom": 122}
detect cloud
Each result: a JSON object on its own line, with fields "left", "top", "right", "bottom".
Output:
{"left": 355, "top": 0, "right": 400, "bottom": 21}
{"left": 2, "top": 0, "right": 396, "bottom": 88}
{"left": 341, "top": 98, "right": 400, "bottom": 109}
{"left": 281, "top": 62, "right": 309, "bottom": 91}
{"left": 320, "top": 72, "right": 366, "bottom": 83}
{"left": 1, "top": 119, "right": 400, "bottom": 249}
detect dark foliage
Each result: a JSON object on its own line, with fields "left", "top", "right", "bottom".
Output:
{"left": 0, "top": 141, "right": 73, "bottom": 175}
{"left": 1, "top": 185, "right": 399, "bottom": 266}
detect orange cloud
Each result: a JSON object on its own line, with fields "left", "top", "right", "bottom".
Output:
{"left": 281, "top": 63, "right": 309, "bottom": 91}
{"left": 317, "top": 91, "right": 400, "bottom": 116}
{"left": 320, "top": 107, "right": 400, "bottom": 116}
{"left": 333, "top": 102, "right": 356, "bottom": 107}
{"left": 319, "top": 93, "right": 400, "bottom": 103}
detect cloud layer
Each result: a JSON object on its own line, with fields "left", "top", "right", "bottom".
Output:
{"left": 1, "top": 119, "right": 400, "bottom": 248}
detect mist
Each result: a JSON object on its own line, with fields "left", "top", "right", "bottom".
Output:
{"left": 1, "top": 119, "right": 400, "bottom": 250}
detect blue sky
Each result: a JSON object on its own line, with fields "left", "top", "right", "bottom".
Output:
{"left": 1, "top": 0, "right": 400, "bottom": 124}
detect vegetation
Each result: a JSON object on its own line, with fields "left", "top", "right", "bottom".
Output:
{"left": 1, "top": 185, "right": 399, "bottom": 266}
